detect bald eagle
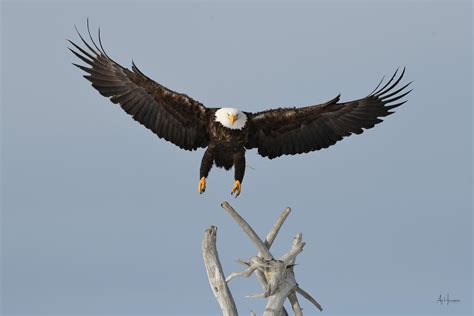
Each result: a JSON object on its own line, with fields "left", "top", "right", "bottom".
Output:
{"left": 69, "top": 25, "right": 411, "bottom": 197}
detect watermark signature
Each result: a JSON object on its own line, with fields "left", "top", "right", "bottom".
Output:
{"left": 436, "top": 293, "right": 461, "bottom": 305}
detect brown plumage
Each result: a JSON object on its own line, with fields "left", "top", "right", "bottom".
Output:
{"left": 69, "top": 22, "right": 411, "bottom": 196}
{"left": 246, "top": 71, "right": 411, "bottom": 158}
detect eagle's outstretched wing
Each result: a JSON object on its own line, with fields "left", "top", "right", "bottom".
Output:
{"left": 246, "top": 69, "right": 411, "bottom": 159}
{"left": 68, "top": 25, "right": 210, "bottom": 151}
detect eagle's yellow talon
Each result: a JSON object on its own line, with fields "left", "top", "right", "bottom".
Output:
{"left": 231, "top": 180, "right": 241, "bottom": 197}
{"left": 198, "top": 177, "right": 206, "bottom": 194}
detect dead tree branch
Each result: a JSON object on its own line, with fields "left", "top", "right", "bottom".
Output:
{"left": 222, "top": 202, "right": 304, "bottom": 315}
{"left": 202, "top": 202, "right": 323, "bottom": 315}
{"left": 202, "top": 226, "right": 238, "bottom": 316}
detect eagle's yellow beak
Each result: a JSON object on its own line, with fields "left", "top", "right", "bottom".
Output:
{"left": 228, "top": 114, "right": 236, "bottom": 125}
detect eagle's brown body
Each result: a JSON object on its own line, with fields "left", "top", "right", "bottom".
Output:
{"left": 202, "top": 118, "right": 250, "bottom": 184}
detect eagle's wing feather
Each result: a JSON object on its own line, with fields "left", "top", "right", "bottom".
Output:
{"left": 69, "top": 25, "right": 210, "bottom": 151}
{"left": 246, "top": 69, "right": 411, "bottom": 159}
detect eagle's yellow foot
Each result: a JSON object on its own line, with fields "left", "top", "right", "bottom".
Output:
{"left": 198, "top": 177, "right": 206, "bottom": 194}
{"left": 230, "top": 180, "right": 241, "bottom": 197}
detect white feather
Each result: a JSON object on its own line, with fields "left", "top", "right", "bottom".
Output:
{"left": 215, "top": 108, "right": 248, "bottom": 130}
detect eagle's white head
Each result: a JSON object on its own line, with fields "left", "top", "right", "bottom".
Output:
{"left": 215, "top": 108, "right": 247, "bottom": 130}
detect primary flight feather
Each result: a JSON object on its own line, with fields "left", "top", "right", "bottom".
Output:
{"left": 69, "top": 23, "right": 412, "bottom": 197}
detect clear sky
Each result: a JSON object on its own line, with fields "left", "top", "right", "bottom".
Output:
{"left": 1, "top": 1, "right": 472, "bottom": 315}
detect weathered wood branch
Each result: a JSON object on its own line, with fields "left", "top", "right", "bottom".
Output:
{"left": 264, "top": 207, "right": 291, "bottom": 249}
{"left": 202, "top": 202, "right": 322, "bottom": 315}
{"left": 221, "top": 201, "right": 272, "bottom": 259}
{"left": 284, "top": 234, "right": 305, "bottom": 316}
{"left": 202, "top": 226, "right": 238, "bottom": 316}
{"left": 260, "top": 207, "right": 292, "bottom": 316}
{"left": 296, "top": 287, "right": 323, "bottom": 312}
{"left": 223, "top": 203, "right": 302, "bottom": 315}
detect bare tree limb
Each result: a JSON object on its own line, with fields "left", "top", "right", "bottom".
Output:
{"left": 263, "top": 270, "right": 298, "bottom": 316}
{"left": 236, "top": 258, "right": 251, "bottom": 266}
{"left": 264, "top": 207, "right": 291, "bottom": 248}
{"left": 226, "top": 266, "right": 258, "bottom": 283}
{"left": 224, "top": 203, "right": 295, "bottom": 316}
{"left": 281, "top": 233, "right": 305, "bottom": 265}
{"left": 205, "top": 202, "right": 323, "bottom": 315}
{"left": 296, "top": 287, "right": 323, "bottom": 312}
{"left": 288, "top": 293, "right": 303, "bottom": 316}
{"left": 202, "top": 226, "right": 238, "bottom": 316}
{"left": 286, "top": 234, "right": 305, "bottom": 316}
{"left": 261, "top": 233, "right": 308, "bottom": 316}
{"left": 221, "top": 202, "right": 272, "bottom": 260}
{"left": 261, "top": 207, "right": 293, "bottom": 316}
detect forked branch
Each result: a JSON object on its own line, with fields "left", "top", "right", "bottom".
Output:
{"left": 202, "top": 202, "right": 323, "bottom": 315}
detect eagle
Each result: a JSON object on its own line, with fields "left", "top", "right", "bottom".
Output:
{"left": 69, "top": 24, "right": 411, "bottom": 197}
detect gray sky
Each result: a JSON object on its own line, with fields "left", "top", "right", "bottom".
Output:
{"left": 1, "top": 1, "right": 472, "bottom": 315}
